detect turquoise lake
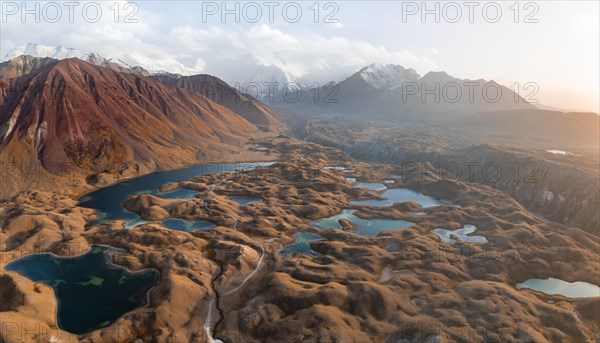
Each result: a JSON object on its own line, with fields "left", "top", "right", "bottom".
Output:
{"left": 516, "top": 278, "right": 600, "bottom": 298}
{"left": 229, "top": 196, "right": 263, "bottom": 206}
{"left": 352, "top": 188, "right": 451, "bottom": 208}
{"left": 280, "top": 232, "right": 325, "bottom": 256}
{"left": 162, "top": 218, "right": 216, "bottom": 232}
{"left": 312, "top": 209, "right": 414, "bottom": 237}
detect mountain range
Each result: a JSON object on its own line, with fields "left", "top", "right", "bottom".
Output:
{"left": 2, "top": 43, "right": 194, "bottom": 75}
{"left": 0, "top": 57, "right": 282, "bottom": 196}
{"left": 1, "top": 43, "right": 302, "bottom": 86}
{"left": 2, "top": 43, "right": 151, "bottom": 77}
{"left": 1, "top": 44, "right": 538, "bottom": 118}
{"left": 283, "top": 63, "right": 535, "bottom": 118}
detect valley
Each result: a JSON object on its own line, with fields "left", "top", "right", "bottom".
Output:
{"left": 1, "top": 136, "right": 598, "bottom": 342}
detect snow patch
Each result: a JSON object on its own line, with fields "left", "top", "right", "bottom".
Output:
{"left": 546, "top": 149, "right": 575, "bottom": 156}
{"left": 34, "top": 121, "right": 48, "bottom": 146}
{"left": 1, "top": 115, "right": 18, "bottom": 142}
{"left": 359, "top": 63, "right": 420, "bottom": 90}
{"left": 541, "top": 190, "right": 554, "bottom": 202}
{"left": 3, "top": 43, "right": 193, "bottom": 75}
{"left": 2, "top": 43, "right": 128, "bottom": 67}
{"left": 246, "top": 65, "right": 306, "bottom": 91}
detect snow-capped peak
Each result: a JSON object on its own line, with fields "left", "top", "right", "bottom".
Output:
{"left": 2, "top": 43, "right": 135, "bottom": 70}
{"left": 2, "top": 43, "right": 194, "bottom": 75}
{"left": 221, "top": 64, "right": 307, "bottom": 102}
{"left": 248, "top": 65, "right": 306, "bottom": 89}
{"left": 359, "top": 63, "right": 420, "bottom": 90}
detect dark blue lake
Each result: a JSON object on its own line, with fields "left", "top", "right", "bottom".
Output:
{"left": 79, "top": 162, "right": 272, "bottom": 226}
{"left": 4, "top": 245, "right": 158, "bottom": 334}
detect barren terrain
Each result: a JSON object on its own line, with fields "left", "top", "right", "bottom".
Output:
{"left": 1, "top": 137, "right": 598, "bottom": 342}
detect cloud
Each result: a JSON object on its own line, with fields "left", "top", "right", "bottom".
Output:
{"left": 0, "top": 3, "right": 436, "bottom": 81}
{"left": 570, "top": 13, "right": 599, "bottom": 33}
{"left": 1, "top": 1, "right": 596, "bottom": 112}
{"left": 158, "top": 24, "right": 437, "bottom": 83}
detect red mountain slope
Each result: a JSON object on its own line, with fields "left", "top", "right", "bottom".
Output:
{"left": 151, "top": 74, "right": 284, "bottom": 131}
{"left": 0, "top": 59, "right": 275, "bottom": 195}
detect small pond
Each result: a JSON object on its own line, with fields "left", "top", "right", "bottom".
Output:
{"left": 280, "top": 232, "right": 324, "bottom": 256}
{"left": 312, "top": 209, "right": 414, "bottom": 237}
{"left": 433, "top": 225, "right": 488, "bottom": 244}
{"left": 516, "top": 278, "right": 600, "bottom": 298}
{"left": 352, "top": 188, "right": 452, "bottom": 208}
{"left": 228, "top": 196, "right": 263, "bottom": 206}
{"left": 162, "top": 219, "right": 216, "bottom": 232}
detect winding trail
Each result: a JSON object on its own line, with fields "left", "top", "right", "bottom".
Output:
{"left": 202, "top": 184, "right": 266, "bottom": 343}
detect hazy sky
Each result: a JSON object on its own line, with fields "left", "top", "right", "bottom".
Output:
{"left": 1, "top": 0, "right": 598, "bottom": 112}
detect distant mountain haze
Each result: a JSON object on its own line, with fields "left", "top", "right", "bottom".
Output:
{"left": 0, "top": 43, "right": 542, "bottom": 114}
{"left": 293, "top": 64, "right": 535, "bottom": 118}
